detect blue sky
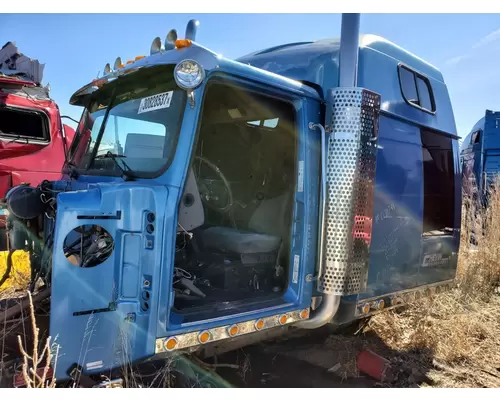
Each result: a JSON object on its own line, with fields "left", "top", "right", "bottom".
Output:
{"left": 1, "top": 13, "right": 500, "bottom": 137}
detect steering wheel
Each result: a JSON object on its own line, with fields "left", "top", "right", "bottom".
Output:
{"left": 193, "top": 156, "right": 234, "bottom": 213}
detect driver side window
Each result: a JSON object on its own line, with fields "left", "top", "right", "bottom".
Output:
{"left": 193, "top": 79, "right": 298, "bottom": 236}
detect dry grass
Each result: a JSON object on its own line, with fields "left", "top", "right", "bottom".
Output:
{"left": 363, "top": 181, "right": 500, "bottom": 388}
{"left": 15, "top": 291, "right": 58, "bottom": 388}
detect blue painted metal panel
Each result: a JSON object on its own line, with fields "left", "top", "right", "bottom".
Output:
{"left": 50, "top": 182, "right": 169, "bottom": 379}
{"left": 359, "top": 115, "right": 423, "bottom": 298}
{"left": 238, "top": 35, "right": 456, "bottom": 136}
{"left": 358, "top": 112, "right": 461, "bottom": 299}
{"left": 482, "top": 110, "right": 500, "bottom": 152}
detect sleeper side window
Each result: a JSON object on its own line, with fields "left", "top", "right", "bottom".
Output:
{"left": 399, "top": 67, "right": 418, "bottom": 105}
{"left": 416, "top": 77, "right": 433, "bottom": 111}
{"left": 398, "top": 65, "right": 435, "bottom": 113}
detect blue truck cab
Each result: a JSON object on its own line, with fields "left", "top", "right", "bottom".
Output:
{"left": 2, "top": 16, "right": 462, "bottom": 384}
{"left": 460, "top": 110, "right": 500, "bottom": 203}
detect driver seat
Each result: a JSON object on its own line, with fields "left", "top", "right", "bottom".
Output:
{"left": 200, "top": 191, "right": 293, "bottom": 255}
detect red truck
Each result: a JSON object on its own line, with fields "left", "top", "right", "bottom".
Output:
{"left": 0, "top": 42, "right": 75, "bottom": 250}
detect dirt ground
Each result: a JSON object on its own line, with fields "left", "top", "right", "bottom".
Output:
{"left": 211, "top": 291, "right": 500, "bottom": 388}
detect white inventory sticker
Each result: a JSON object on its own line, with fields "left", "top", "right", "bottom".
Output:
{"left": 292, "top": 255, "right": 300, "bottom": 284}
{"left": 138, "top": 91, "right": 173, "bottom": 114}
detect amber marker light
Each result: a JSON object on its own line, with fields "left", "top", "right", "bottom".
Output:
{"left": 198, "top": 331, "right": 210, "bottom": 344}
{"left": 164, "top": 337, "right": 178, "bottom": 351}
{"left": 255, "top": 319, "right": 265, "bottom": 331}
{"left": 175, "top": 39, "right": 192, "bottom": 49}
{"left": 391, "top": 297, "right": 402, "bottom": 306}
{"left": 227, "top": 325, "right": 239, "bottom": 337}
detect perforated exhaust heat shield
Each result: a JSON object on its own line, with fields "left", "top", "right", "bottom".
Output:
{"left": 318, "top": 87, "right": 381, "bottom": 296}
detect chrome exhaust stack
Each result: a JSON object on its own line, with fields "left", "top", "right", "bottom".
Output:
{"left": 297, "top": 13, "right": 381, "bottom": 329}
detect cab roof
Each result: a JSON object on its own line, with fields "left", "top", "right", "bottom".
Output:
{"left": 238, "top": 34, "right": 444, "bottom": 84}
{"left": 238, "top": 34, "right": 455, "bottom": 135}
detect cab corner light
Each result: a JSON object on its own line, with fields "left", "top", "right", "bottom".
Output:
{"left": 174, "top": 59, "right": 205, "bottom": 90}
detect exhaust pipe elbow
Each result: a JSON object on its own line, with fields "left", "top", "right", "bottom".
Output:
{"left": 294, "top": 294, "right": 341, "bottom": 329}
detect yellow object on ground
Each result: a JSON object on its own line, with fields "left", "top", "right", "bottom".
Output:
{"left": 0, "top": 250, "right": 31, "bottom": 292}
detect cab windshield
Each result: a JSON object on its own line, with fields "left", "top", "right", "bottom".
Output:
{"left": 68, "top": 65, "right": 186, "bottom": 178}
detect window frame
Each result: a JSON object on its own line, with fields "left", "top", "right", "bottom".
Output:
{"left": 0, "top": 104, "right": 51, "bottom": 145}
{"left": 64, "top": 64, "right": 188, "bottom": 180}
{"left": 188, "top": 73, "right": 301, "bottom": 203}
{"left": 470, "top": 129, "right": 481, "bottom": 145}
{"left": 397, "top": 64, "right": 436, "bottom": 115}
{"left": 193, "top": 75, "right": 300, "bottom": 144}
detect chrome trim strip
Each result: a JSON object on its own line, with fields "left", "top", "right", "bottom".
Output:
{"left": 355, "top": 279, "right": 455, "bottom": 317}
{"left": 155, "top": 309, "right": 309, "bottom": 354}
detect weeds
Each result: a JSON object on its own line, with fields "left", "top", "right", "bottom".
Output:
{"left": 16, "top": 291, "right": 58, "bottom": 388}
{"left": 365, "top": 180, "right": 500, "bottom": 387}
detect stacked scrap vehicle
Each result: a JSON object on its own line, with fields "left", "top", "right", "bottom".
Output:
{"left": 0, "top": 42, "right": 75, "bottom": 290}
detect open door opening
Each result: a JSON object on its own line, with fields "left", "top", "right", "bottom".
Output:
{"left": 172, "top": 80, "right": 298, "bottom": 322}
{"left": 421, "top": 128, "right": 455, "bottom": 236}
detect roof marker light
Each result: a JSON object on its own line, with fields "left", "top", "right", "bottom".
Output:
{"left": 175, "top": 39, "right": 192, "bottom": 49}
{"left": 150, "top": 37, "right": 162, "bottom": 55}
